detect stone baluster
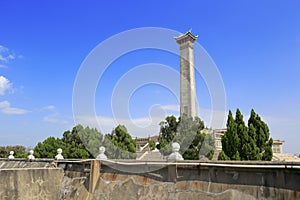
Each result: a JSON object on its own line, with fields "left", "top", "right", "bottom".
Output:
{"left": 96, "top": 146, "right": 107, "bottom": 160}
{"left": 55, "top": 148, "right": 64, "bottom": 160}
{"left": 8, "top": 151, "right": 14, "bottom": 159}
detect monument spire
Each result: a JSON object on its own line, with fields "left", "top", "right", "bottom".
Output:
{"left": 175, "top": 30, "right": 198, "bottom": 118}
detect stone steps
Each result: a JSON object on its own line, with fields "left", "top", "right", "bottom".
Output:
{"left": 138, "top": 150, "right": 166, "bottom": 161}
{"left": 212, "top": 149, "right": 221, "bottom": 161}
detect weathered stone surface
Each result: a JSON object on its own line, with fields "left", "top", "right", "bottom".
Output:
{"left": 0, "top": 159, "right": 56, "bottom": 169}
{"left": 1, "top": 160, "right": 300, "bottom": 199}
{"left": 175, "top": 31, "right": 198, "bottom": 118}
{"left": 176, "top": 189, "right": 256, "bottom": 200}
{"left": 0, "top": 168, "right": 63, "bottom": 200}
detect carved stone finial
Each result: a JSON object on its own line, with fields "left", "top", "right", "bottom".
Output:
{"left": 152, "top": 142, "right": 160, "bottom": 152}
{"left": 96, "top": 146, "right": 107, "bottom": 160}
{"left": 28, "top": 150, "right": 35, "bottom": 160}
{"left": 55, "top": 148, "right": 64, "bottom": 160}
{"left": 167, "top": 142, "right": 184, "bottom": 161}
{"left": 8, "top": 151, "right": 14, "bottom": 159}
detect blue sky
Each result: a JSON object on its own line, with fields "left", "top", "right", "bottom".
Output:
{"left": 0, "top": 1, "right": 299, "bottom": 154}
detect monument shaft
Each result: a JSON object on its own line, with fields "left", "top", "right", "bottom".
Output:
{"left": 175, "top": 31, "right": 198, "bottom": 118}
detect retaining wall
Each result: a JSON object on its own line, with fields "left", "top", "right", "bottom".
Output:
{"left": 0, "top": 159, "right": 300, "bottom": 200}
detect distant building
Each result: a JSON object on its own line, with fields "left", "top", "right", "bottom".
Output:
{"left": 272, "top": 140, "right": 284, "bottom": 154}
{"left": 202, "top": 128, "right": 291, "bottom": 161}
{"left": 213, "top": 129, "right": 227, "bottom": 151}
{"left": 135, "top": 136, "right": 158, "bottom": 151}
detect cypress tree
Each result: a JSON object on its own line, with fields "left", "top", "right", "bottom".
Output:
{"left": 235, "top": 109, "right": 249, "bottom": 160}
{"left": 248, "top": 109, "right": 273, "bottom": 161}
{"left": 219, "top": 109, "right": 273, "bottom": 161}
{"left": 220, "top": 110, "right": 240, "bottom": 160}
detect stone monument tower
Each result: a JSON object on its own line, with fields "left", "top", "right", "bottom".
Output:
{"left": 175, "top": 31, "right": 198, "bottom": 118}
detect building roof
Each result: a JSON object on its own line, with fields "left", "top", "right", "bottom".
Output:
{"left": 174, "top": 30, "right": 198, "bottom": 44}
{"left": 273, "top": 140, "right": 285, "bottom": 144}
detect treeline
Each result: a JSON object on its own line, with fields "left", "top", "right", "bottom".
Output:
{"left": 157, "top": 115, "right": 215, "bottom": 160}
{"left": 1, "top": 124, "right": 137, "bottom": 159}
{"left": 0, "top": 145, "right": 28, "bottom": 158}
{"left": 219, "top": 109, "right": 273, "bottom": 161}
{"left": 2, "top": 109, "right": 273, "bottom": 161}
{"left": 33, "top": 124, "right": 136, "bottom": 159}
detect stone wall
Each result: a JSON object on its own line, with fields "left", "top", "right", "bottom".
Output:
{"left": 0, "top": 167, "right": 63, "bottom": 199}
{"left": 59, "top": 160, "right": 300, "bottom": 200}
{"left": 89, "top": 161, "right": 300, "bottom": 200}
{"left": 0, "top": 159, "right": 300, "bottom": 200}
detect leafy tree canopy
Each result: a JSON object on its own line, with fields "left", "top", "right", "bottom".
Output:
{"left": 0, "top": 145, "right": 28, "bottom": 158}
{"left": 104, "top": 125, "right": 136, "bottom": 159}
{"left": 157, "top": 115, "right": 214, "bottom": 160}
{"left": 34, "top": 124, "right": 136, "bottom": 159}
{"left": 218, "top": 109, "right": 273, "bottom": 161}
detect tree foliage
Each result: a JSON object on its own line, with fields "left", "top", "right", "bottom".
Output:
{"left": 218, "top": 109, "right": 273, "bottom": 161}
{"left": 157, "top": 115, "right": 214, "bottom": 160}
{"left": 34, "top": 124, "right": 136, "bottom": 159}
{"left": 34, "top": 137, "right": 64, "bottom": 158}
{"left": 61, "top": 125, "right": 94, "bottom": 159}
{"left": 104, "top": 125, "right": 136, "bottom": 159}
{"left": 148, "top": 140, "right": 156, "bottom": 151}
{"left": 34, "top": 125, "right": 93, "bottom": 159}
{"left": 0, "top": 145, "right": 28, "bottom": 158}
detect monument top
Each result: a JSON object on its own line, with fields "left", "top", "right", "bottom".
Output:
{"left": 174, "top": 30, "right": 198, "bottom": 45}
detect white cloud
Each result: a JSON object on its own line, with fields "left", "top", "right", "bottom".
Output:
{"left": 198, "top": 107, "right": 227, "bottom": 129}
{"left": 0, "top": 100, "right": 28, "bottom": 115}
{"left": 74, "top": 104, "right": 227, "bottom": 137}
{"left": 43, "top": 116, "right": 68, "bottom": 124}
{"left": 75, "top": 115, "right": 163, "bottom": 137}
{"left": 0, "top": 55, "right": 6, "bottom": 62}
{"left": 152, "top": 104, "right": 227, "bottom": 129}
{"left": 42, "top": 105, "right": 69, "bottom": 124}
{"left": 160, "top": 104, "right": 179, "bottom": 112}
{"left": 0, "top": 76, "right": 12, "bottom": 95}
{"left": 0, "top": 101, "right": 10, "bottom": 108}
{"left": 42, "top": 105, "right": 56, "bottom": 111}
{"left": 0, "top": 45, "right": 17, "bottom": 67}
{"left": 7, "top": 54, "right": 15, "bottom": 60}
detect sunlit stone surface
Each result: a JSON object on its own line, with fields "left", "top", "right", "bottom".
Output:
{"left": 55, "top": 148, "right": 64, "bottom": 160}
{"left": 168, "top": 142, "right": 184, "bottom": 161}
{"left": 8, "top": 151, "right": 14, "bottom": 159}
{"left": 27, "top": 150, "right": 35, "bottom": 160}
{"left": 96, "top": 146, "right": 107, "bottom": 160}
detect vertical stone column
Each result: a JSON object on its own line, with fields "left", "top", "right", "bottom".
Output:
{"left": 175, "top": 31, "right": 198, "bottom": 118}
{"left": 89, "top": 160, "right": 100, "bottom": 195}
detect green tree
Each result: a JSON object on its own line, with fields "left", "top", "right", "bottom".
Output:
{"left": 248, "top": 109, "right": 273, "bottom": 161}
{"left": 219, "top": 109, "right": 273, "bottom": 161}
{"left": 61, "top": 125, "right": 93, "bottom": 159}
{"left": 78, "top": 126, "right": 104, "bottom": 156}
{"left": 220, "top": 110, "right": 240, "bottom": 160}
{"left": 34, "top": 125, "right": 96, "bottom": 159}
{"left": 34, "top": 137, "right": 64, "bottom": 158}
{"left": 157, "top": 115, "right": 214, "bottom": 160}
{"left": 245, "top": 124, "right": 261, "bottom": 160}
{"left": 148, "top": 140, "right": 156, "bottom": 151}
{"left": 235, "top": 109, "right": 248, "bottom": 160}
{"left": 34, "top": 124, "right": 137, "bottom": 159}
{"left": 157, "top": 115, "right": 178, "bottom": 155}
{"left": 104, "top": 125, "right": 136, "bottom": 159}
{"left": 0, "top": 145, "right": 27, "bottom": 158}
{"left": 218, "top": 150, "right": 230, "bottom": 160}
